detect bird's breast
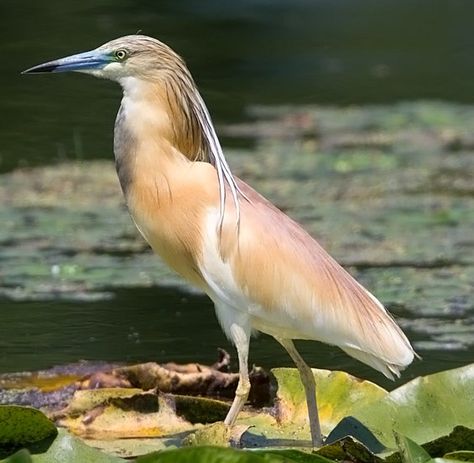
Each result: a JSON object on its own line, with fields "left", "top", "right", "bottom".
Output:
{"left": 123, "top": 160, "right": 221, "bottom": 290}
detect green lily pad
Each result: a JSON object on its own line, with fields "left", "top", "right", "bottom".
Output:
{"left": 391, "top": 430, "right": 474, "bottom": 463}
{"left": 443, "top": 451, "right": 474, "bottom": 462}
{"left": 353, "top": 364, "right": 474, "bottom": 448}
{"left": 0, "top": 406, "right": 57, "bottom": 447}
{"left": 0, "top": 429, "right": 125, "bottom": 463}
{"left": 1, "top": 449, "right": 32, "bottom": 463}
{"left": 395, "top": 433, "right": 432, "bottom": 463}
{"left": 135, "top": 446, "right": 334, "bottom": 462}
{"left": 30, "top": 429, "right": 125, "bottom": 463}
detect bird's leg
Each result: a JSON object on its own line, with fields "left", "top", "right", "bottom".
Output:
{"left": 276, "top": 338, "right": 323, "bottom": 448}
{"left": 224, "top": 322, "right": 250, "bottom": 425}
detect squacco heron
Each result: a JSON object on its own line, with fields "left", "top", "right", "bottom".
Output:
{"left": 24, "top": 35, "right": 416, "bottom": 447}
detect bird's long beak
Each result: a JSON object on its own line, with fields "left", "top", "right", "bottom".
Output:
{"left": 22, "top": 50, "right": 111, "bottom": 74}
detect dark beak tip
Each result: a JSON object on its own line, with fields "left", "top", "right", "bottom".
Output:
{"left": 21, "top": 66, "right": 35, "bottom": 75}
{"left": 22, "top": 63, "right": 59, "bottom": 74}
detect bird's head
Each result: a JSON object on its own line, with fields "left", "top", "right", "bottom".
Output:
{"left": 23, "top": 34, "right": 242, "bottom": 229}
{"left": 23, "top": 35, "right": 186, "bottom": 83}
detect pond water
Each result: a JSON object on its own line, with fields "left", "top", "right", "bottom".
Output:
{"left": 0, "top": 286, "right": 471, "bottom": 391}
{"left": 4, "top": 0, "right": 474, "bottom": 173}
{"left": 1, "top": 1, "right": 473, "bottom": 386}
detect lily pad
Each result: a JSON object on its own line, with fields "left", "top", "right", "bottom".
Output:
{"left": 134, "top": 446, "right": 333, "bottom": 462}
{"left": 353, "top": 364, "right": 474, "bottom": 448}
{"left": 395, "top": 433, "right": 432, "bottom": 463}
{"left": 0, "top": 429, "right": 125, "bottom": 463}
{"left": 62, "top": 387, "right": 145, "bottom": 417}
{"left": 1, "top": 449, "right": 32, "bottom": 463}
{"left": 443, "top": 451, "right": 474, "bottom": 462}
{"left": 0, "top": 406, "right": 57, "bottom": 447}
{"left": 271, "top": 368, "right": 387, "bottom": 436}
{"left": 59, "top": 390, "right": 190, "bottom": 439}
{"left": 182, "top": 422, "right": 249, "bottom": 447}
{"left": 32, "top": 429, "right": 125, "bottom": 463}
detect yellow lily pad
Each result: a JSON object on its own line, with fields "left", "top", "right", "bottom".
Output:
{"left": 272, "top": 368, "right": 387, "bottom": 435}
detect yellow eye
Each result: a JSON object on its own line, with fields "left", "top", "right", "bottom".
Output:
{"left": 115, "top": 49, "right": 128, "bottom": 61}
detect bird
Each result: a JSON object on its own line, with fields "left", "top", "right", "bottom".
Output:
{"left": 23, "top": 35, "right": 416, "bottom": 448}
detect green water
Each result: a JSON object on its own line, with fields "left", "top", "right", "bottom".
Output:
{"left": 0, "top": 1, "right": 473, "bottom": 385}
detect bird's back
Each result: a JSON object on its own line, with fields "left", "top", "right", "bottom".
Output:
{"left": 201, "top": 178, "right": 415, "bottom": 379}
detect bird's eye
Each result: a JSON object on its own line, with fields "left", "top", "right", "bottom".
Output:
{"left": 114, "top": 49, "right": 128, "bottom": 61}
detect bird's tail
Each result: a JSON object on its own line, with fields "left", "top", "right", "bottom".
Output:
{"left": 341, "top": 345, "right": 413, "bottom": 380}
{"left": 336, "top": 284, "right": 418, "bottom": 380}
{"left": 310, "top": 256, "right": 418, "bottom": 380}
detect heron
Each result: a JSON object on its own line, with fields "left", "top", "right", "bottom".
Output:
{"left": 23, "top": 35, "right": 416, "bottom": 448}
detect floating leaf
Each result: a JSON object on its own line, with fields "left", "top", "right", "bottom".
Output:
{"left": 182, "top": 422, "right": 249, "bottom": 447}
{"left": 354, "top": 365, "right": 474, "bottom": 448}
{"left": 31, "top": 429, "right": 125, "bottom": 462}
{"left": 59, "top": 390, "right": 186, "bottom": 439}
{"left": 84, "top": 436, "right": 181, "bottom": 459}
{"left": 0, "top": 429, "right": 125, "bottom": 463}
{"left": 395, "top": 433, "right": 431, "bottom": 463}
{"left": 63, "top": 388, "right": 145, "bottom": 416}
{"left": 58, "top": 387, "right": 232, "bottom": 443}
{"left": 443, "top": 451, "right": 474, "bottom": 462}
{"left": 270, "top": 368, "right": 387, "bottom": 436}
{"left": 1, "top": 449, "right": 32, "bottom": 463}
{"left": 0, "top": 406, "right": 57, "bottom": 447}
{"left": 135, "top": 446, "right": 334, "bottom": 462}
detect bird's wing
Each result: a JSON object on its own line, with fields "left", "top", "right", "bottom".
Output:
{"left": 216, "top": 178, "right": 415, "bottom": 378}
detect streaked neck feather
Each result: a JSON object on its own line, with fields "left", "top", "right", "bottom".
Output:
{"left": 119, "top": 72, "right": 242, "bottom": 227}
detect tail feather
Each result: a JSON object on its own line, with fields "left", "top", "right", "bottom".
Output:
{"left": 311, "top": 252, "right": 417, "bottom": 377}
{"left": 332, "top": 282, "right": 416, "bottom": 378}
{"left": 341, "top": 346, "right": 407, "bottom": 380}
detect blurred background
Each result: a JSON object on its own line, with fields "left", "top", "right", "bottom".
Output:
{"left": 5, "top": 0, "right": 474, "bottom": 173}
{"left": 0, "top": 0, "right": 473, "bottom": 389}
